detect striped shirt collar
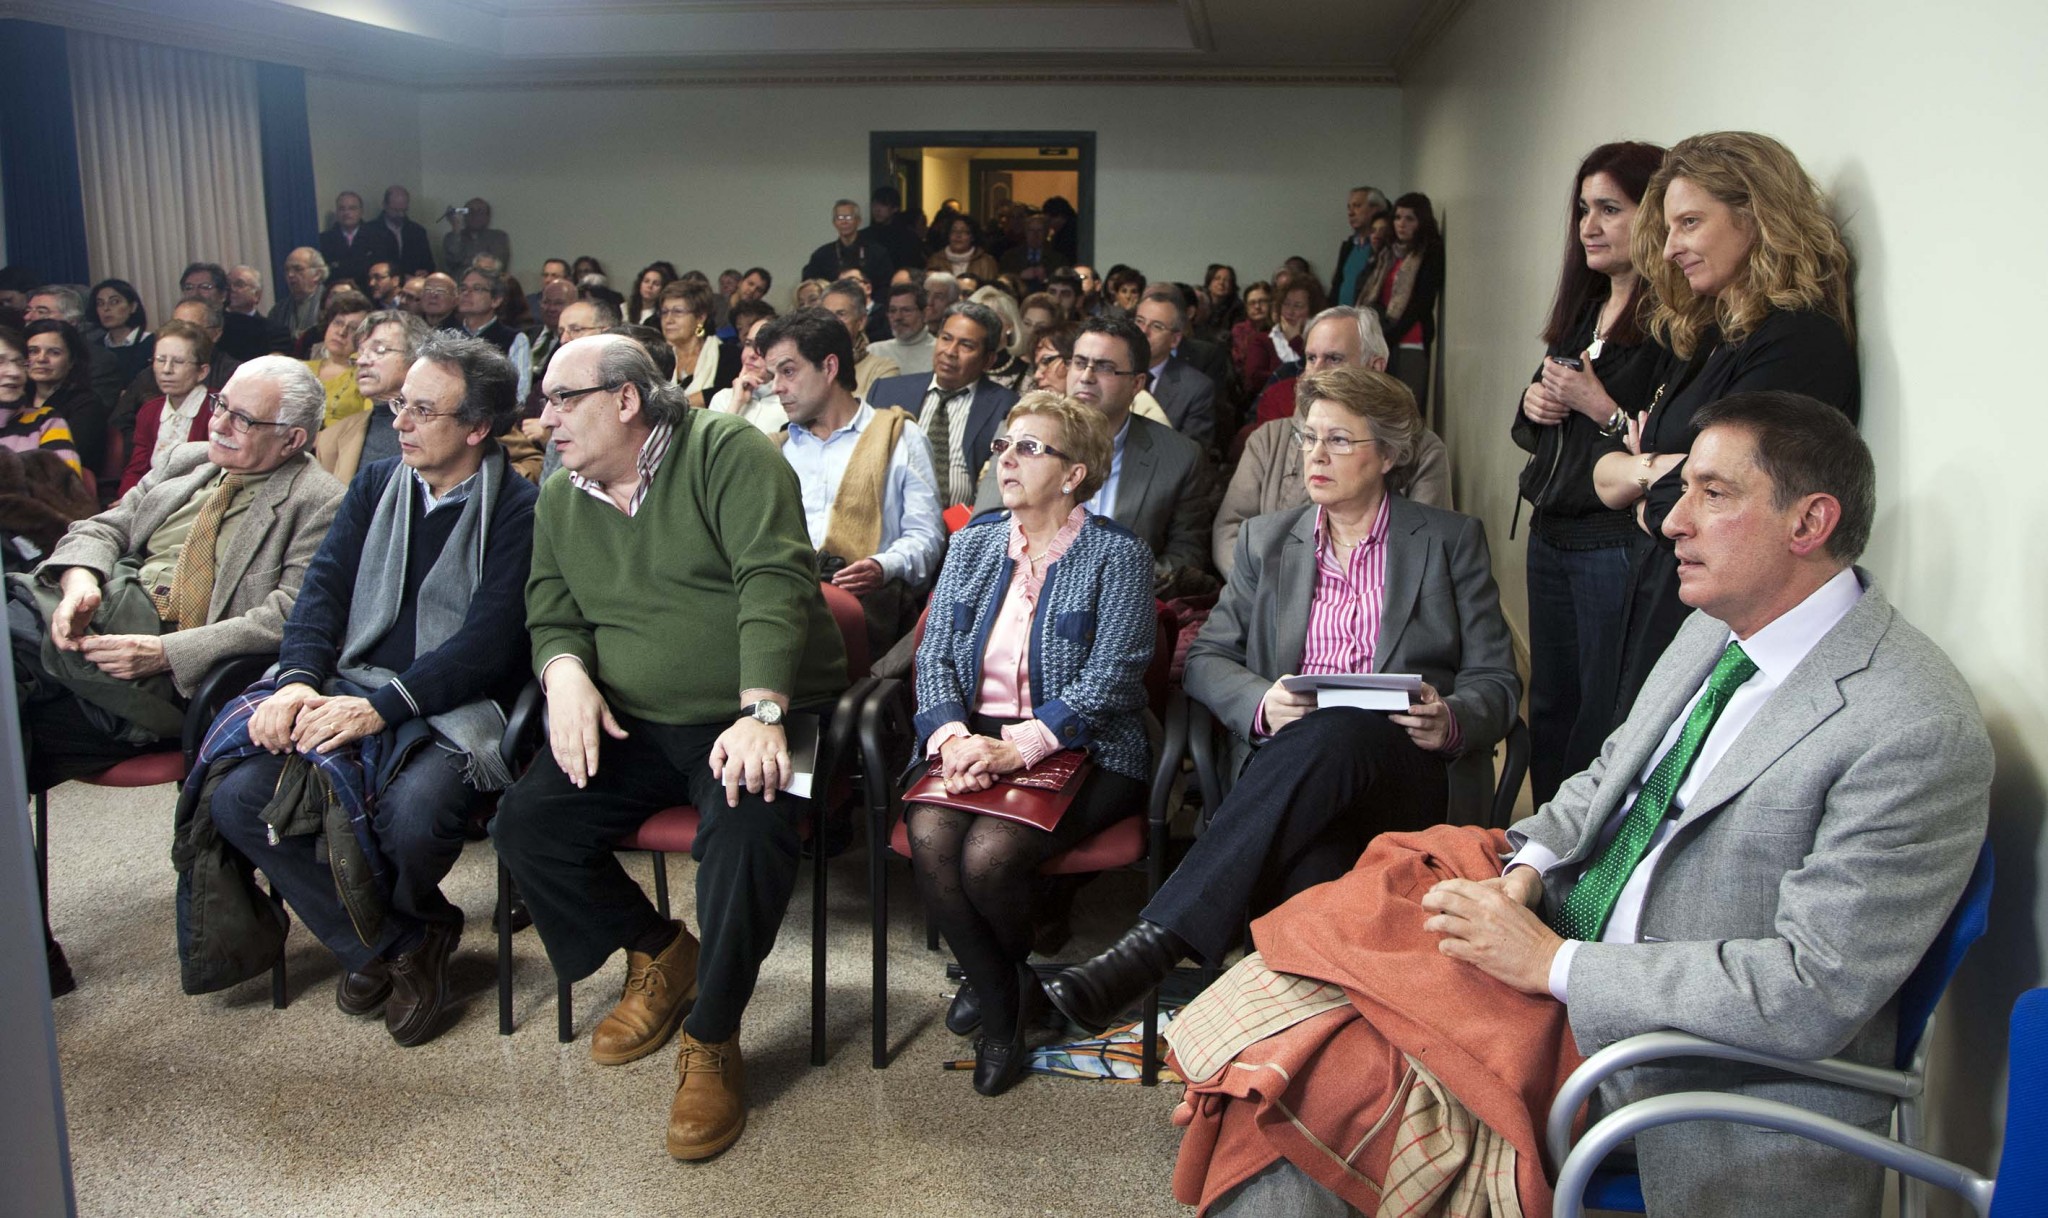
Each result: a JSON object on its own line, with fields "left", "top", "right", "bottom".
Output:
{"left": 1311, "top": 494, "right": 1393, "bottom": 573}
{"left": 568, "top": 418, "right": 673, "bottom": 517}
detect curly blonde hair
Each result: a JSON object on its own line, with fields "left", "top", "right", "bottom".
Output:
{"left": 1004, "top": 391, "right": 1113, "bottom": 503}
{"left": 1632, "top": 132, "right": 1855, "bottom": 358}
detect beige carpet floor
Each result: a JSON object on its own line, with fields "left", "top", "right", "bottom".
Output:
{"left": 43, "top": 777, "right": 1191, "bottom": 1217}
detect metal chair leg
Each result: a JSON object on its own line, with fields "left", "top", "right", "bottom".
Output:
{"left": 811, "top": 819, "right": 827, "bottom": 1067}
{"left": 1142, "top": 985, "right": 1160, "bottom": 1086}
{"left": 870, "top": 801, "right": 890, "bottom": 1069}
{"left": 268, "top": 883, "right": 288, "bottom": 1009}
{"left": 34, "top": 789, "right": 49, "bottom": 924}
{"left": 557, "top": 977, "right": 573, "bottom": 1043}
{"left": 497, "top": 860, "right": 514, "bottom": 1035}
{"left": 651, "top": 851, "right": 669, "bottom": 919}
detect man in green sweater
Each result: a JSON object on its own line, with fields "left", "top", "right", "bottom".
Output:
{"left": 491, "top": 334, "right": 846, "bottom": 1161}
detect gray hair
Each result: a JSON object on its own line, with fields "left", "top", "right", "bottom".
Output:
{"left": 459, "top": 264, "right": 505, "bottom": 297}
{"left": 415, "top": 333, "right": 518, "bottom": 432}
{"left": 288, "top": 246, "right": 328, "bottom": 275}
{"left": 589, "top": 334, "right": 688, "bottom": 427}
{"left": 968, "top": 287, "right": 1026, "bottom": 356}
{"left": 1139, "top": 283, "right": 1187, "bottom": 330}
{"left": 30, "top": 285, "right": 86, "bottom": 324}
{"left": 234, "top": 355, "right": 326, "bottom": 435}
{"left": 173, "top": 297, "right": 226, "bottom": 331}
{"left": 354, "top": 309, "right": 433, "bottom": 359}
{"left": 944, "top": 298, "right": 1005, "bottom": 354}
{"left": 924, "top": 271, "right": 961, "bottom": 304}
{"left": 1307, "top": 305, "right": 1390, "bottom": 368}
{"left": 1352, "top": 186, "right": 1392, "bottom": 215}
{"left": 230, "top": 264, "right": 264, "bottom": 289}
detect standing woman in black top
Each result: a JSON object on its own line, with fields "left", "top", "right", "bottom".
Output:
{"left": 1595, "top": 131, "right": 1859, "bottom": 726}
{"left": 1511, "top": 141, "right": 1667, "bottom": 804}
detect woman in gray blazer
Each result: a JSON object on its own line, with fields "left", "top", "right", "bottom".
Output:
{"left": 1047, "top": 366, "right": 1517, "bottom": 1033}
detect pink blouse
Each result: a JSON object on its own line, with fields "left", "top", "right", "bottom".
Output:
{"left": 926, "top": 505, "right": 1090, "bottom": 767}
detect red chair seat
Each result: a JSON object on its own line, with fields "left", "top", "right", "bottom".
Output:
{"left": 86, "top": 750, "right": 186, "bottom": 787}
{"left": 621, "top": 801, "right": 819, "bottom": 855}
{"left": 888, "top": 811, "right": 1140, "bottom": 875}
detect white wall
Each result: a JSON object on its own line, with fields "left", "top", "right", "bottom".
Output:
{"left": 407, "top": 82, "right": 1401, "bottom": 298}
{"left": 305, "top": 70, "right": 421, "bottom": 292}
{"left": 1403, "top": 0, "right": 2048, "bottom": 1196}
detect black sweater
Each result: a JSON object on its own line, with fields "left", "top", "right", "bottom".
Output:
{"left": 1510, "top": 298, "right": 1664, "bottom": 548}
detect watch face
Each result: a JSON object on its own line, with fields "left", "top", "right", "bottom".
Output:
{"left": 751, "top": 701, "right": 783, "bottom": 725}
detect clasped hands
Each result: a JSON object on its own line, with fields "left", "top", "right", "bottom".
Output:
{"left": 248, "top": 682, "right": 387, "bottom": 755}
{"left": 1419, "top": 863, "right": 1562, "bottom": 995}
{"left": 934, "top": 733, "right": 1025, "bottom": 794}
{"left": 1260, "top": 676, "right": 1456, "bottom": 752}
{"left": 1520, "top": 351, "right": 1616, "bottom": 426}
{"left": 50, "top": 569, "right": 168, "bottom": 679}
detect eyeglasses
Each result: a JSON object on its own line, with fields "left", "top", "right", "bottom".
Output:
{"left": 1133, "top": 316, "right": 1176, "bottom": 336}
{"left": 1292, "top": 428, "right": 1379, "bottom": 455}
{"left": 1067, "top": 355, "right": 1132, "bottom": 378}
{"left": 392, "top": 397, "right": 458, "bottom": 422}
{"left": 152, "top": 355, "right": 197, "bottom": 369}
{"left": 658, "top": 307, "right": 697, "bottom": 321}
{"left": 1033, "top": 353, "right": 1065, "bottom": 371}
{"left": 358, "top": 342, "right": 404, "bottom": 361}
{"left": 542, "top": 382, "right": 617, "bottom": 411}
{"left": 558, "top": 325, "right": 601, "bottom": 340}
{"left": 217, "top": 404, "right": 294, "bottom": 434}
{"left": 990, "top": 435, "right": 1071, "bottom": 461}
{"left": 458, "top": 282, "right": 491, "bottom": 294}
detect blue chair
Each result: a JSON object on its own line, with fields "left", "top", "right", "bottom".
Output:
{"left": 1554, "top": 984, "right": 2046, "bottom": 1218}
{"left": 1547, "top": 842, "right": 1995, "bottom": 1218}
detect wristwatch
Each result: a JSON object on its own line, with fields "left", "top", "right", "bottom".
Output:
{"left": 742, "top": 699, "right": 784, "bottom": 726}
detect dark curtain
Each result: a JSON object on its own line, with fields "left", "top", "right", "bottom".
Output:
{"left": 255, "top": 62, "right": 318, "bottom": 296}
{"left": 0, "top": 20, "right": 90, "bottom": 284}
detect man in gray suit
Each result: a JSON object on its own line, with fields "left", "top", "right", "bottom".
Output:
{"left": 12, "top": 355, "right": 344, "bottom": 790}
{"left": 1208, "top": 392, "right": 1993, "bottom": 1217}
{"left": 975, "top": 315, "right": 1218, "bottom": 586}
{"left": 1133, "top": 285, "right": 1217, "bottom": 449}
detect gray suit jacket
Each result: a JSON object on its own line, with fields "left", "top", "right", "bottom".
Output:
{"left": 1510, "top": 574, "right": 1992, "bottom": 1214}
{"left": 1213, "top": 417, "right": 1455, "bottom": 575}
{"left": 976, "top": 413, "right": 1217, "bottom": 580}
{"left": 1149, "top": 357, "right": 1217, "bottom": 449}
{"left": 40, "top": 443, "right": 345, "bottom": 696}
{"left": 1186, "top": 498, "right": 1518, "bottom": 822}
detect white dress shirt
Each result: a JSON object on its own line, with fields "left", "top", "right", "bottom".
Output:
{"left": 1083, "top": 415, "right": 1133, "bottom": 519}
{"left": 1511, "top": 567, "right": 1866, "bottom": 1002}
{"left": 781, "top": 401, "right": 944, "bottom": 589}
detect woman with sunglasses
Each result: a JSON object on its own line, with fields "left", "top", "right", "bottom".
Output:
{"left": 906, "top": 391, "right": 1156, "bottom": 1097}
{"left": 1046, "top": 366, "right": 1517, "bottom": 1036}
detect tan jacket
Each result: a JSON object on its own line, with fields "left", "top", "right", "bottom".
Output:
{"left": 1212, "top": 417, "right": 1453, "bottom": 576}
{"left": 41, "top": 442, "right": 345, "bottom": 695}
{"left": 315, "top": 409, "right": 373, "bottom": 483}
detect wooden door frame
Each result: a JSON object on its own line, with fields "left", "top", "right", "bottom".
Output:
{"left": 870, "top": 130, "right": 1095, "bottom": 264}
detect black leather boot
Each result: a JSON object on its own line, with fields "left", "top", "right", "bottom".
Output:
{"left": 1043, "top": 920, "right": 1188, "bottom": 1034}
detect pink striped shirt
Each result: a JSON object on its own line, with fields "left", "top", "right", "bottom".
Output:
{"left": 1300, "top": 496, "right": 1394, "bottom": 676}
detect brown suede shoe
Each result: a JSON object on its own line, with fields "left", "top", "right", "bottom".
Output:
{"left": 666, "top": 1031, "right": 745, "bottom": 1161}
{"left": 589, "top": 921, "right": 699, "bottom": 1066}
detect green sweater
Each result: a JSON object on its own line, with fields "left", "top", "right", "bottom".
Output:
{"left": 526, "top": 409, "right": 848, "bottom": 726}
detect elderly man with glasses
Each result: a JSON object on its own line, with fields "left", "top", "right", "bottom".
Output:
{"left": 269, "top": 248, "right": 330, "bottom": 345}
{"left": 317, "top": 310, "right": 434, "bottom": 483}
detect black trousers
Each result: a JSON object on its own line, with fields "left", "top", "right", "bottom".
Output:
{"left": 489, "top": 708, "right": 812, "bottom": 1044}
{"left": 1143, "top": 707, "right": 1446, "bottom": 964}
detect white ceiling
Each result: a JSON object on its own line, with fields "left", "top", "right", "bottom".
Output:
{"left": 1, "top": 0, "right": 1467, "bottom": 87}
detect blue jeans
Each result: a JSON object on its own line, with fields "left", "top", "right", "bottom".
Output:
{"left": 211, "top": 745, "right": 477, "bottom": 972}
{"left": 1525, "top": 532, "right": 1632, "bottom": 806}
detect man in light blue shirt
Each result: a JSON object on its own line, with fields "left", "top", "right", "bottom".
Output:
{"left": 759, "top": 308, "right": 942, "bottom": 647}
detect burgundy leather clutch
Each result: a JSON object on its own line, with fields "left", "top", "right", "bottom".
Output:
{"left": 901, "top": 749, "right": 1092, "bottom": 832}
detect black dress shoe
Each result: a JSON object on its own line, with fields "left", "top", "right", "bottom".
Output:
{"left": 972, "top": 966, "right": 1053, "bottom": 1097}
{"left": 336, "top": 960, "right": 392, "bottom": 1017}
{"left": 495, "top": 888, "right": 532, "bottom": 934}
{"left": 383, "top": 921, "right": 460, "bottom": 1047}
{"left": 946, "top": 983, "right": 981, "bottom": 1036}
{"left": 47, "top": 937, "right": 76, "bottom": 999}
{"left": 1044, "top": 920, "right": 1188, "bottom": 1034}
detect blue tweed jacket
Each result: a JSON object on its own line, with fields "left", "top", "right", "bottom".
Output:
{"left": 913, "top": 509, "right": 1156, "bottom": 782}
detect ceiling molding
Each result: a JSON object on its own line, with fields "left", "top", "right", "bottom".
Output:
{"left": 1391, "top": 0, "right": 1471, "bottom": 79}
{"left": 418, "top": 65, "right": 1397, "bottom": 91}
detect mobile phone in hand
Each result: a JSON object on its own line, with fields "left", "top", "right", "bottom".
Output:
{"left": 1548, "top": 355, "right": 1583, "bottom": 371}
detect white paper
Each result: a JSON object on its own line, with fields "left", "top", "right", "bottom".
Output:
{"left": 1279, "top": 673, "right": 1422, "bottom": 712}
{"left": 780, "top": 713, "right": 819, "bottom": 798}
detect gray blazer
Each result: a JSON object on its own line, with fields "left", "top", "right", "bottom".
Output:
{"left": 1213, "top": 417, "right": 1455, "bottom": 576}
{"left": 1511, "top": 574, "right": 1992, "bottom": 1214}
{"left": 1149, "top": 357, "right": 1217, "bottom": 449}
{"left": 41, "top": 442, "right": 345, "bottom": 696}
{"left": 1186, "top": 498, "right": 1518, "bottom": 822}
{"left": 976, "top": 412, "right": 1217, "bottom": 579}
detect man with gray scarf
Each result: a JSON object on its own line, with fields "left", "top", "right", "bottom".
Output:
{"left": 207, "top": 335, "right": 537, "bottom": 1047}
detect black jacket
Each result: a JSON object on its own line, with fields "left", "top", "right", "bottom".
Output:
{"left": 319, "top": 223, "right": 400, "bottom": 294}
{"left": 1509, "top": 298, "right": 1663, "bottom": 546}
{"left": 378, "top": 215, "right": 438, "bottom": 276}
{"left": 802, "top": 237, "right": 894, "bottom": 288}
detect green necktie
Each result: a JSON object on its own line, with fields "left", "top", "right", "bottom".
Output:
{"left": 1550, "top": 641, "right": 1759, "bottom": 941}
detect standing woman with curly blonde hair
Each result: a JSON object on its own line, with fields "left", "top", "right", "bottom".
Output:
{"left": 1593, "top": 131, "right": 1859, "bottom": 726}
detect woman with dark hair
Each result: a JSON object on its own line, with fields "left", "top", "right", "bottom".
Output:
{"left": 90, "top": 278, "right": 153, "bottom": 404}
{"left": 498, "top": 274, "right": 535, "bottom": 331}
{"left": 304, "top": 287, "right": 374, "bottom": 425}
{"left": 0, "top": 326, "right": 82, "bottom": 478}
{"left": 1198, "top": 263, "right": 1244, "bottom": 342}
{"left": 1229, "top": 280, "right": 1276, "bottom": 392}
{"left": 657, "top": 280, "right": 722, "bottom": 409}
{"left": 1594, "top": 131, "right": 1859, "bottom": 729}
{"left": 627, "top": 260, "right": 679, "bottom": 327}
{"left": 571, "top": 254, "right": 607, "bottom": 282}
{"left": 927, "top": 217, "right": 1000, "bottom": 283}
{"left": 1102, "top": 266, "right": 1146, "bottom": 317}
{"left": 1510, "top": 141, "right": 1668, "bottom": 804}
{"left": 23, "top": 320, "right": 105, "bottom": 474}
{"left": 1359, "top": 192, "right": 1446, "bottom": 415}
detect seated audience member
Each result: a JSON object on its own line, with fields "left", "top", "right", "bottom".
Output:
{"left": 979, "top": 316, "right": 1217, "bottom": 588}
{"left": 27, "top": 286, "right": 121, "bottom": 427}
{"left": 715, "top": 267, "right": 774, "bottom": 342}
{"left": 24, "top": 321, "right": 107, "bottom": 476}
{"left": 1197, "top": 263, "right": 1245, "bottom": 343}
{"left": 525, "top": 258, "right": 572, "bottom": 319}
{"left": 440, "top": 197, "right": 511, "bottom": 274}
{"left": 1102, "top": 266, "right": 1146, "bottom": 316}
{"left": 793, "top": 279, "right": 829, "bottom": 311}
{"left": 11, "top": 356, "right": 343, "bottom": 791}
{"left": 625, "top": 262, "right": 678, "bottom": 329}
{"left": 490, "top": 333, "right": 847, "bottom": 1161}
{"left": 522, "top": 277, "right": 578, "bottom": 410}
{"left": 0, "top": 267, "right": 33, "bottom": 316}
{"left": 182, "top": 262, "right": 283, "bottom": 362}
{"left": 818, "top": 279, "right": 898, "bottom": 400}
{"left": 227, "top": 265, "right": 265, "bottom": 318}
{"left": 271, "top": 248, "right": 330, "bottom": 345}
{"left": 0, "top": 326, "right": 81, "bottom": 477}
{"left": 497, "top": 275, "right": 536, "bottom": 333}
{"left": 365, "top": 261, "right": 403, "bottom": 310}
{"left": 1018, "top": 293, "right": 1059, "bottom": 340}
{"left": 111, "top": 300, "right": 243, "bottom": 457}
{"left": 969, "top": 288, "right": 1031, "bottom": 392}
{"left": 922, "top": 272, "right": 962, "bottom": 332}
{"left": 869, "top": 301, "right": 1019, "bottom": 510}
{"left": 805, "top": 199, "right": 895, "bottom": 288}
{"left": 89, "top": 279, "right": 152, "bottom": 409}
{"left": 571, "top": 254, "right": 606, "bottom": 283}
{"left": 207, "top": 335, "right": 535, "bottom": 1048}
{"left": 709, "top": 305, "right": 786, "bottom": 436}
{"left": 1027, "top": 322, "right": 1076, "bottom": 394}
{"left": 1045, "top": 270, "right": 1082, "bottom": 320}
{"left": 1247, "top": 279, "right": 1328, "bottom": 425}
{"left": 927, "top": 216, "right": 1000, "bottom": 283}
{"left": 453, "top": 267, "right": 533, "bottom": 402}
{"left": 762, "top": 308, "right": 941, "bottom": 652}
{"left": 319, "top": 190, "right": 399, "bottom": 294}
{"left": 1133, "top": 286, "right": 1217, "bottom": 448}
{"left": 120, "top": 320, "right": 217, "bottom": 495}
{"left": 837, "top": 267, "right": 894, "bottom": 344}
{"left": 868, "top": 281, "right": 933, "bottom": 375}
{"left": 656, "top": 280, "right": 722, "bottom": 409}
{"left": 1045, "top": 365, "right": 1516, "bottom": 1032}
{"left": 417, "top": 273, "right": 461, "bottom": 332}
{"left": 1229, "top": 280, "right": 1276, "bottom": 389}
{"left": 394, "top": 275, "right": 426, "bottom": 315}
{"left": 377, "top": 185, "right": 437, "bottom": 277}
{"left": 1215, "top": 306, "right": 1452, "bottom": 574}
{"left": 907, "top": 391, "right": 1154, "bottom": 1096}
{"left": 1175, "top": 394, "right": 1989, "bottom": 1218}
{"left": 303, "top": 288, "right": 374, "bottom": 426}
{"left": 318, "top": 311, "right": 435, "bottom": 482}
{"left": 997, "top": 213, "right": 1069, "bottom": 289}
{"left": 862, "top": 187, "right": 926, "bottom": 284}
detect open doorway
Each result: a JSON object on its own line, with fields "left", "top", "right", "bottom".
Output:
{"left": 871, "top": 130, "right": 1095, "bottom": 269}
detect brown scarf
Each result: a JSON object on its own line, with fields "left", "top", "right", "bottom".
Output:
{"left": 820, "top": 406, "right": 911, "bottom": 563}
{"left": 1364, "top": 242, "right": 1425, "bottom": 326}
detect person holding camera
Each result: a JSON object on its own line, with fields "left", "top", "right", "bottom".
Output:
{"left": 1510, "top": 141, "right": 1667, "bottom": 804}
{"left": 761, "top": 307, "right": 943, "bottom": 654}
{"left": 440, "top": 197, "right": 511, "bottom": 275}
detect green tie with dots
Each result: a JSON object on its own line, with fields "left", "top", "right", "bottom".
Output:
{"left": 1550, "top": 641, "right": 1759, "bottom": 942}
